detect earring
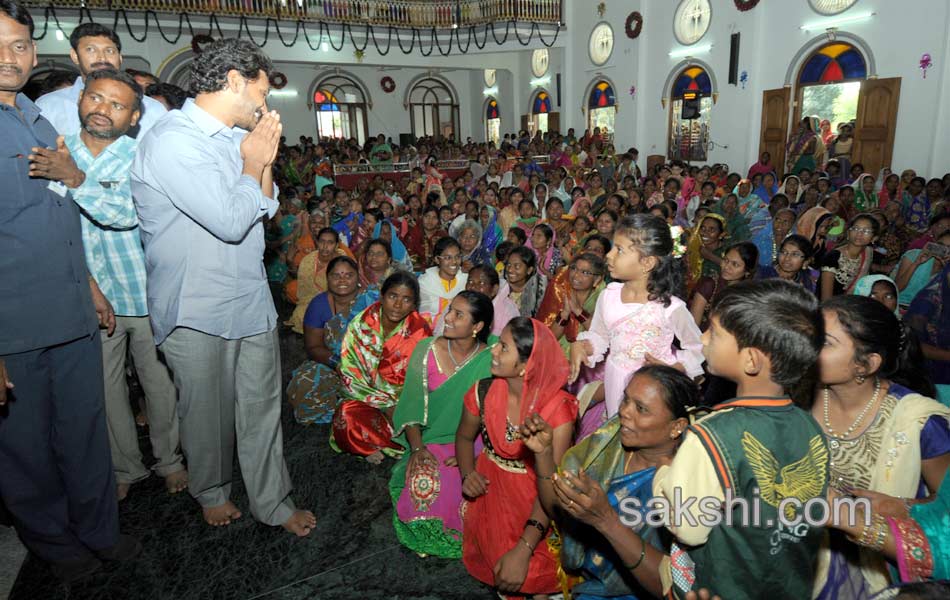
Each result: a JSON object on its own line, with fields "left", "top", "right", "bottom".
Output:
{"left": 472, "top": 330, "right": 478, "bottom": 339}
{"left": 855, "top": 373, "right": 866, "bottom": 384}
{"left": 519, "top": 369, "right": 526, "bottom": 377}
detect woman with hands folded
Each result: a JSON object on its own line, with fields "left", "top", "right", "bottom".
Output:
{"left": 519, "top": 365, "right": 699, "bottom": 600}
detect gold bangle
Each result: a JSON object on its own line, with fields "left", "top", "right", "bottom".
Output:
{"left": 518, "top": 537, "right": 535, "bottom": 552}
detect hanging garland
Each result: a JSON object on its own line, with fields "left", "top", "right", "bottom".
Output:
{"left": 191, "top": 33, "right": 214, "bottom": 54}
{"left": 269, "top": 72, "right": 287, "bottom": 89}
{"left": 380, "top": 76, "right": 396, "bottom": 93}
{"left": 734, "top": 0, "right": 760, "bottom": 11}
{"left": 625, "top": 12, "right": 643, "bottom": 39}
{"left": 30, "top": 7, "right": 561, "bottom": 56}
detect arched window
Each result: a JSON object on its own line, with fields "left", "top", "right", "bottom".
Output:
{"left": 796, "top": 42, "right": 867, "bottom": 135}
{"left": 587, "top": 80, "right": 616, "bottom": 138}
{"left": 408, "top": 77, "right": 460, "bottom": 141}
{"left": 485, "top": 98, "right": 501, "bottom": 145}
{"left": 668, "top": 66, "right": 712, "bottom": 162}
{"left": 312, "top": 75, "right": 368, "bottom": 144}
{"left": 528, "top": 89, "right": 551, "bottom": 136}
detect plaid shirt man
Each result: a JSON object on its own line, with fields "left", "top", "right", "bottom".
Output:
{"left": 65, "top": 133, "right": 148, "bottom": 316}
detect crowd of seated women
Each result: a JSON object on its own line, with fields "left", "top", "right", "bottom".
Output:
{"left": 266, "top": 129, "right": 950, "bottom": 599}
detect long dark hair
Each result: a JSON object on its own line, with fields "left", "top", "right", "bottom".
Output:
{"left": 453, "top": 290, "right": 494, "bottom": 343}
{"left": 615, "top": 213, "right": 681, "bottom": 305}
{"left": 822, "top": 296, "right": 936, "bottom": 397}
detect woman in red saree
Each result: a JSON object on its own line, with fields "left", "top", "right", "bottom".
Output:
{"left": 332, "top": 272, "right": 432, "bottom": 464}
{"left": 456, "top": 317, "right": 578, "bottom": 598}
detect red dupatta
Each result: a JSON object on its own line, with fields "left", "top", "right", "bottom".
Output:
{"left": 481, "top": 319, "right": 578, "bottom": 460}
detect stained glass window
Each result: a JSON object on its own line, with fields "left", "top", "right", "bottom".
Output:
{"left": 798, "top": 43, "right": 867, "bottom": 84}
{"left": 669, "top": 66, "right": 712, "bottom": 162}
{"left": 587, "top": 81, "right": 615, "bottom": 109}
{"left": 533, "top": 91, "right": 551, "bottom": 115}
{"left": 672, "top": 66, "right": 712, "bottom": 99}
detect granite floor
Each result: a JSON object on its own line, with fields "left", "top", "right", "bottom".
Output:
{"left": 8, "top": 291, "right": 498, "bottom": 600}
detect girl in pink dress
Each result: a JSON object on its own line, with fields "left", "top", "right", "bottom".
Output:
{"left": 569, "top": 214, "right": 705, "bottom": 430}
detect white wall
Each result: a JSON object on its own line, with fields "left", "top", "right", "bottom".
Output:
{"left": 33, "top": 12, "right": 559, "bottom": 143}
{"left": 263, "top": 63, "right": 476, "bottom": 141}
{"left": 560, "top": 0, "right": 950, "bottom": 175}
{"left": 34, "top": 2, "right": 950, "bottom": 176}
{"left": 560, "top": 0, "right": 642, "bottom": 150}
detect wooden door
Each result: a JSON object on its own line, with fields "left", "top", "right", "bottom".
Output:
{"left": 547, "top": 112, "right": 561, "bottom": 135}
{"left": 852, "top": 77, "right": 901, "bottom": 177}
{"left": 521, "top": 114, "right": 529, "bottom": 133}
{"left": 759, "top": 87, "right": 791, "bottom": 177}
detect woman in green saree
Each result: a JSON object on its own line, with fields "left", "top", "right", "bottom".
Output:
{"left": 389, "top": 291, "right": 496, "bottom": 558}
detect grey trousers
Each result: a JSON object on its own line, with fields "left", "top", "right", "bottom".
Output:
{"left": 159, "top": 327, "right": 294, "bottom": 526}
{"left": 101, "top": 315, "right": 183, "bottom": 484}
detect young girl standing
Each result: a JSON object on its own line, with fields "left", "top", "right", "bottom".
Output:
{"left": 569, "top": 214, "right": 705, "bottom": 424}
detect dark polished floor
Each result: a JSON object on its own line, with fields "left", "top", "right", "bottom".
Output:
{"left": 9, "top": 292, "right": 497, "bottom": 600}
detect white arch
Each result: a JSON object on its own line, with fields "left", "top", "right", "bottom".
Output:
{"left": 402, "top": 72, "right": 459, "bottom": 109}
{"left": 526, "top": 87, "right": 551, "bottom": 116}
{"left": 307, "top": 69, "right": 374, "bottom": 109}
{"left": 661, "top": 58, "right": 718, "bottom": 102}
{"left": 783, "top": 32, "right": 876, "bottom": 86}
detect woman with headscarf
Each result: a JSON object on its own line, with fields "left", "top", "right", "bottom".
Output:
{"left": 852, "top": 173, "right": 879, "bottom": 213}
{"left": 907, "top": 263, "right": 950, "bottom": 405}
{"left": 479, "top": 205, "right": 504, "bottom": 258}
{"left": 852, "top": 274, "right": 900, "bottom": 316}
{"left": 685, "top": 212, "right": 729, "bottom": 291}
{"left": 373, "top": 219, "right": 413, "bottom": 271}
{"left": 785, "top": 116, "right": 820, "bottom": 175}
{"left": 753, "top": 172, "right": 779, "bottom": 204}
{"left": 819, "top": 118, "right": 834, "bottom": 145}
{"left": 455, "top": 219, "right": 492, "bottom": 273}
{"left": 550, "top": 173, "right": 574, "bottom": 210}
{"left": 795, "top": 206, "right": 835, "bottom": 266}
{"left": 877, "top": 170, "right": 903, "bottom": 208}
{"left": 778, "top": 174, "right": 805, "bottom": 209}
{"left": 456, "top": 317, "right": 579, "bottom": 599}
{"left": 733, "top": 178, "right": 770, "bottom": 242}
{"left": 713, "top": 193, "right": 750, "bottom": 242}
{"left": 752, "top": 207, "right": 797, "bottom": 269}
{"left": 527, "top": 223, "right": 563, "bottom": 280}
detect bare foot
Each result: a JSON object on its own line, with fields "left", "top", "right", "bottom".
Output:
{"left": 202, "top": 501, "right": 242, "bottom": 526}
{"left": 116, "top": 482, "right": 130, "bottom": 501}
{"left": 282, "top": 509, "right": 316, "bottom": 537}
{"left": 165, "top": 470, "right": 189, "bottom": 494}
{"left": 366, "top": 450, "right": 385, "bottom": 465}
